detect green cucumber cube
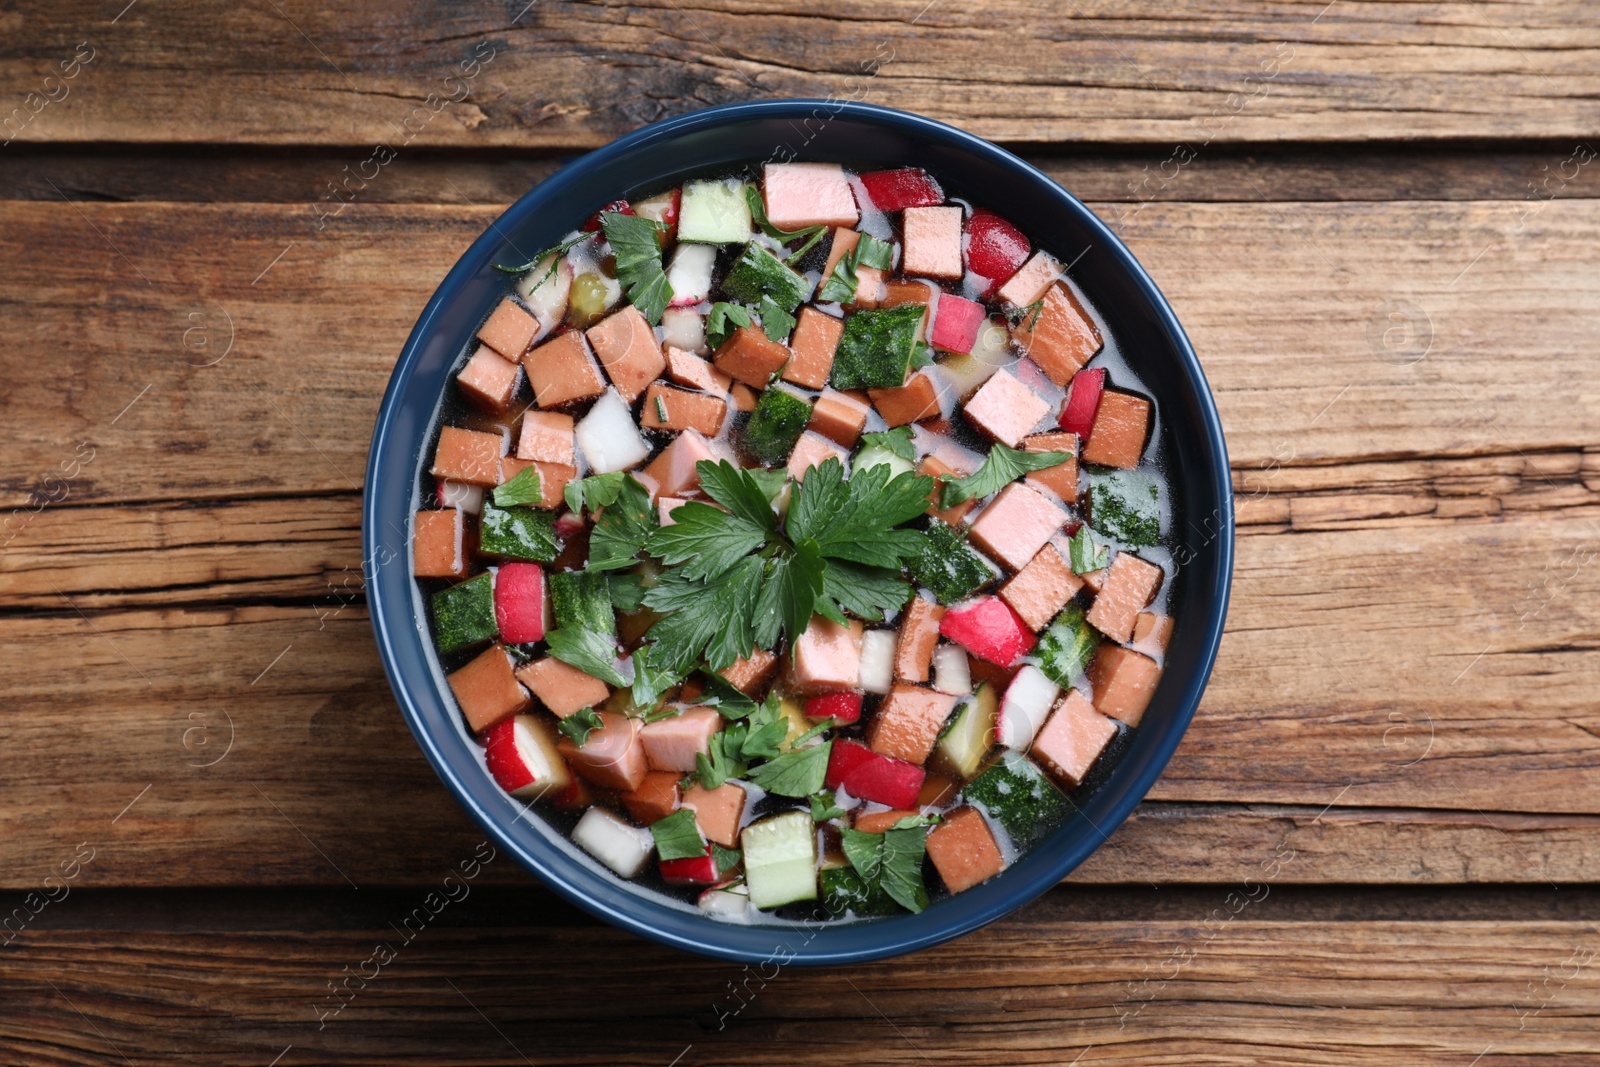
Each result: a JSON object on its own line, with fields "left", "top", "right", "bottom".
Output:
{"left": 963, "top": 750, "right": 1071, "bottom": 849}
{"left": 934, "top": 681, "right": 998, "bottom": 780}
{"left": 741, "top": 810, "right": 818, "bottom": 909}
{"left": 678, "top": 179, "right": 753, "bottom": 244}
{"left": 830, "top": 304, "right": 925, "bottom": 390}
{"left": 1088, "top": 469, "right": 1162, "bottom": 548}
{"left": 909, "top": 518, "right": 996, "bottom": 605}
{"left": 478, "top": 501, "right": 560, "bottom": 563}
{"left": 820, "top": 865, "right": 900, "bottom": 917}
{"left": 1036, "top": 603, "right": 1100, "bottom": 687}
{"left": 431, "top": 572, "right": 497, "bottom": 654}
{"left": 549, "top": 569, "right": 615, "bottom": 635}
{"left": 721, "top": 242, "right": 812, "bottom": 313}
{"left": 742, "top": 385, "right": 813, "bottom": 466}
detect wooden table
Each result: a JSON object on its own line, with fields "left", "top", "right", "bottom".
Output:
{"left": 3, "top": 3, "right": 1598, "bottom": 1063}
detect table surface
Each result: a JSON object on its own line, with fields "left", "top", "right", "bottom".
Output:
{"left": 4, "top": 3, "right": 1599, "bottom": 1064}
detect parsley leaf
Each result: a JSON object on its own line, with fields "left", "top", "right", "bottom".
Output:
{"left": 691, "top": 694, "right": 785, "bottom": 789}
{"left": 939, "top": 443, "right": 1074, "bottom": 509}
{"left": 750, "top": 538, "right": 826, "bottom": 650}
{"left": 649, "top": 809, "right": 707, "bottom": 861}
{"left": 643, "top": 556, "right": 764, "bottom": 672}
{"left": 607, "top": 572, "right": 647, "bottom": 612}
{"left": 706, "top": 301, "right": 753, "bottom": 350}
{"left": 628, "top": 642, "right": 686, "bottom": 710}
{"left": 819, "top": 560, "right": 912, "bottom": 622}
{"left": 787, "top": 458, "right": 933, "bottom": 569}
{"left": 818, "top": 233, "right": 893, "bottom": 304}
{"left": 757, "top": 294, "right": 797, "bottom": 342}
{"left": 840, "top": 816, "right": 938, "bottom": 914}
{"left": 696, "top": 460, "right": 780, "bottom": 532}
{"left": 600, "top": 211, "right": 673, "bottom": 325}
{"left": 492, "top": 465, "right": 543, "bottom": 508}
{"left": 861, "top": 425, "right": 915, "bottom": 462}
{"left": 543, "top": 626, "right": 630, "bottom": 687}
{"left": 564, "top": 472, "right": 657, "bottom": 572}
{"left": 746, "top": 740, "right": 832, "bottom": 797}
{"left": 649, "top": 502, "right": 770, "bottom": 582}
{"left": 1067, "top": 526, "right": 1109, "bottom": 574}
{"left": 810, "top": 790, "right": 847, "bottom": 821}
{"left": 711, "top": 843, "right": 742, "bottom": 873}
{"left": 556, "top": 707, "right": 604, "bottom": 747}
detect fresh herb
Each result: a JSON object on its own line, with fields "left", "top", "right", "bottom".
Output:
{"left": 1007, "top": 296, "right": 1046, "bottom": 331}
{"left": 654, "top": 394, "right": 670, "bottom": 423}
{"left": 693, "top": 694, "right": 788, "bottom": 788}
{"left": 649, "top": 809, "right": 707, "bottom": 861}
{"left": 861, "top": 425, "right": 915, "bottom": 463}
{"left": 607, "top": 572, "right": 647, "bottom": 612}
{"left": 600, "top": 211, "right": 673, "bottom": 325}
{"left": 939, "top": 443, "right": 1075, "bottom": 509}
{"left": 744, "top": 184, "right": 827, "bottom": 263}
{"left": 543, "top": 626, "right": 630, "bottom": 687}
{"left": 493, "top": 231, "right": 590, "bottom": 286}
{"left": 711, "top": 843, "right": 743, "bottom": 873}
{"left": 556, "top": 707, "right": 604, "bottom": 747}
{"left": 809, "top": 790, "right": 847, "bottom": 822}
{"left": 492, "top": 465, "right": 544, "bottom": 508}
{"left": 757, "top": 294, "right": 797, "bottom": 342}
{"left": 839, "top": 814, "right": 938, "bottom": 914}
{"left": 746, "top": 740, "right": 832, "bottom": 797}
{"left": 629, "top": 642, "right": 687, "bottom": 711}
{"left": 791, "top": 717, "right": 833, "bottom": 747}
{"left": 1067, "top": 526, "right": 1108, "bottom": 574}
{"left": 705, "top": 302, "right": 753, "bottom": 350}
{"left": 1089, "top": 470, "right": 1162, "bottom": 548}
{"left": 821, "top": 559, "right": 914, "bottom": 620}
{"left": 640, "top": 705, "right": 682, "bottom": 724}
{"left": 909, "top": 343, "right": 936, "bottom": 370}
{"left": 563, "top": 472, "right": 657, "bottom": 572}
{"left": 818, "top": 233, "right": 893, "bottom": 304}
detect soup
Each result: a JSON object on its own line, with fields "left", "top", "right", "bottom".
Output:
{"left": 413, "top": 162, "right": 1172, "bottom": 922}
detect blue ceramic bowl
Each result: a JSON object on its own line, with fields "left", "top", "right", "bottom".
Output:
{"left": 364, "top": 99, "right": 1232, "bottom": 965}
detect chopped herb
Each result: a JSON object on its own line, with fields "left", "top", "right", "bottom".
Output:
{"left": 744, "top": 184, "right": 828, "bottom": 260}
{"left": 640, "top": 705, "right": 682, "bottom": 724}
{"left": 809, "top": 790, "right": 847, "bottom": 822}
{"left": 757, "top": 293, "right": 797, "bottom": 342}
{"left": 629, "top": 642, "right": 687, "bottom": 710}
{"left": 556, "top": 707, "right": 604, "bottom": 747}
{"left": 1067, "top": 526, "right": 1108, "bottom": 574}
{"left": 939, "top": 443, "right": 1074, "bottom": 509}
{"left": 839, "top": 815, "right": 937, "bottom": 914}
{"left": 711, "top": 842, "right": 743, "bottom": 873}
{"left": 492, "top": 465, "right": 544, "bottom": 508}
{"left": 1007, "top": 296, "right": 1046, "bottom": 331}
{"left": 791, "top": 717, "right": 833, "bottom": 747}
{"left": 543, "top": 625, "right": 630, "bottom": 687}
{"left": 607, "top": 572, "right": 647, "bottom": 612}
{"left": 493, "top": 231, "right": 590, "bottom": 284}
{"left": 820, "top": 559, "right": 913, "bottom": 621}
{"left": 600, "top": 211, "right": 673, "bottom": 325}
{"left": 692, "top": 694, "right": 787, "bottom": 788}
{"left": 705, "top": 301, "right": 753, "bottom": 350}
{"left": 655, "top": 394, "right": 670, "bottom": 423}
{"left": 564, "top": 472, "right": 656, "bottom": 572}
{"left": 909, "top": 343, "right": 936, "bottom": 370}
{"left": 861, "top": 425, "right": 915, "bottom": 462}
{"left": 649, "top": 809, "right": 707, "bottom": 861}
{"left": 818, "top": 233, "right": 894, "bottom": 304}
{"left": 746, "top": 740, "right": 832, "bottom": 797}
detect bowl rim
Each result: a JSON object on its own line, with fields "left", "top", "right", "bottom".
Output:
{"left": 364, "top": 98, "right": 1234, "bottom": 965}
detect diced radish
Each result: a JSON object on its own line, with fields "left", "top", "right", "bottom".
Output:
{"left": 929, "top": 293, "right": 986, "bottom": 355}
{"left": 805, "top": 691, "right": 863, "bottom": 724}
{"left": 553, "top": 511, "right": 588, "bottom": 537}
{"left": 482, "top": 715, "right": 571, "bottom": 800}
{"left": 742, "top": 811, "right": 818, "bottom": 909}
{"left": 1058, "top": 367, "right": 1107, "bottom": 439}
{"left": 932, "top": 643, "right": 972, "bottom": 696}
{"left": 996, "top": 664, "right": 1061, "bottom": 750}
{"left": 940, "top": 597, "right": 1037, "bottom": 667}
{"left": 582, "top": 199, "right": 633, "bottom": 232}
{"left": 665, "top": 243, "right": 716, "bottom": 306}
{"left": 576, "top": 388, "right": 650, "bottom": 474}
{"left": 859, "top": 167, "right": 945, "bottom": 212}
{"left": 660, "top": 307, "right": 706, "bottom": 353}
{"left": 548, "top": 774, "right": 592, "bottom": 811}
{"left": 436, "top": 479, "right": 484, "bottom": 513}
{"left": 858, "top": 630, "right": 896, "bottom": 695}
{"left": 825, "top": 739, "right": 925, "bottom": 809}
{"left": 698, "top": 882, "right": 753, "bottom": 921}
{"left": 572, "top": 807, "right": 654, "bottom": 878}
{"left": 632, "top": 188, "right": 681, "bottom": 241}
{"left": 493, "top": 562, "right": 545, "bottom": 644}
{"left": 660, "top": 844, "right": 721, "bottom": 886}
{"left": 965, "top": 210, "right": 1031, "bottom": 296}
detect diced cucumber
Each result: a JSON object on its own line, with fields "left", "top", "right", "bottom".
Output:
{"left": 431, "top": 572, "right": 498, "bottom": 654}
{"left": 721, "top": 242, "right": 812, "bottom": 314}
{"left": 741, "top": 810, "right": 818, "bottom": 909}
{"left": 909, "top": 518, "right": 996, "bottom": 605}
{"left": 963, "top": 750, "right": 1071, "bottom": 849}
{"left": 1036, "top": 603, "right": 1100, "bottom": 686}
{"left": 831, "top": 305, "right": 926, "bottom": 390}
{"left": 549, "top": 569, "right": 615, "bottom": 635}
{"left": 820, "top": 865, "right": 900, "bottom": 917}
{"left": 478, "top": 501, "right": 561, "bottom": 563}
{"left": 678, "top": 179, "right": 752, "bottom": 245}
{"left": 934, "top": 681, "right": 998, "bottom": 780}
{"left": 743, "top": 385, "right": 813, "bottom": 465}
{"left": 1088, "top": 469, "right": 1162, "bottom": 548}
{"left": 854, "top": 442, "right": 915, "bottom": 480}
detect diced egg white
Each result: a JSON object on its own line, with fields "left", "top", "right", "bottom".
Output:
{"left": 997, "top": 664, "right": 1060, "bottom": 750}
{"left": 576, "top": 389, "right": 650, "bottom": 474}
{"left": 858, "top": 630, "right": 896, "bottom": 695}
{"left": 931, "top": 643, "right": 972, "bottom": 696}
{"left": 665, "top": 243, "right": 717, "bottom": 306}
{"left": 572, "top": 808, "right": 654, "bottom": 878}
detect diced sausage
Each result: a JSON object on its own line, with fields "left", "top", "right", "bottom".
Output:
{"left": 853, "top": 808, "right": 919, "bottom": 833}
{"left": 999, "top": 543, "right": 1083, "bottom": 631}
{"left": 430, "top": 425, "right": 504, "bottom": 487}
{"left": 918, "top": 455, "right": 977, "bottom": 526}
{"left": 712, "top": 324, "right": 790, "bottom": 388}
{"left": 721, "top": 648, "right": 778, "bottom": 695}
{"left": 586, "top": 305, "right": 668, "bottom": 404}
{"left": 784, "top": 306, "right": 845, "bottom": 389}
{"left": 809, "top": 389, "right": 871, "bottom": 447}
{"left": 477, "top": 297, "right": 540, "bottom": 359}
{"left": 868, "top": 370, "right": 940, "bottom": 428}
{"left": 968, "top": 482, "right": 1069, "bottom": 572}
{"left": 457, "top": 345, "right": 521, "bottom": 413}
{"left": 926, "top": 806, "right": 1005, "bottom": 893}
{"left": 763, "top": 163, "right": 860, "bottom": 229}
{"left": 901, "top": 206, "right": 964, "bottom": 280}
{"left": 413, "top": 509, "right": 469, "bottom": 579}
{"left": 893, "top": 597, "right": 946, "bottom": 684}
{"left": 787, "top": 431, "right": 849, "bottom": 482}
{"left": 499, "top": 457, "right": 573, "bottom": 509}
{"left": 1132, "top": 612, "right": 1174, "bottom": 656}
{"left": 664, "top": 345, "right": 731, "bottom": 395}
{"left": 962, "top": 368, "right": 1051, "bottom": 447}
{"left": 995, "top": 250, "right": 1061, "bottom": 308}
{"left": 514, "top": 656, "right": 611, "bottom": 718}
{"left": 792, "top": 616, "right": 864, "bottom": 692}
{"left": 640, "top": 706, "right": 723, "bottom": 772}
{"left": 621, "top": 771, "right": 681, "bottom": 825}
{"left": 868, "top": 684, "right": 961, "bottom": 766}
{"left": 681, "top": 781, "right": 748, "bottom": 848}
{"left": 1085, "top": 552, "right": 1163, "bottom": 643}
{"left": 523, "top": 330, "right": 607, "bottom": 409}
{"left": 447, "top": 645, "right": 530, "bottom": 733}
{"left": 638, "top": 430, "right": 725, "bottom": 500}
{"left": 1022, "top": 431, "right": 1079, "bottom": 504}
{"left": 1087, "top": 645, "right": 1162, "bottom": 727}
{"left": 516, "top": 410, "right": 577, "bottom": 464}
{"left": 1030, "top": 690, "right": 1117, "bottom": 788}
{"left": 1081, "top": 390, "right": 1151, "bottom": 469}
{"left": 640, "top": 382, "right": 729, "bottom": 436}
{"left": 558, "top": 712, "right": 648, "bottom": 792}
{"left": 1010, "top": 283, "right": 1103, "bottom": 386}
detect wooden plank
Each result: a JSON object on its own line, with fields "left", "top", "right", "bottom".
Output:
{"left": 4, "top": 2, "right": 1599, "bottom": 148}
{"left": 1, "top": 197, "right": 1597, "bottom": 510}
{"left": 4, "top": 907, "right": 1599, "bottom": 1064}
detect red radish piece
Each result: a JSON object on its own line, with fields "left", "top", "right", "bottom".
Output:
{"left": 1058, "top": 367, "right": 1106, "bottom": 439}
{"left": 940, "top": 597, "right": 1037, "bottom": 667}
{"left": 435, "top": 479, "right": 484, "bottom": 513}
{"left": 632, "top": 188, "right": 681, "bottom": 240}
{"left": 825, "top": 739, "right": 925, "bottom": 809}
{"left": 965, "top": 210, "right": 1031, "bottom": 296}
{"left": 660, "top": 845, "right": 721, "bottom": 886}
{"left": 553, "top": 511, "right": 588, "bottom": 538}
{"left": 548, "top": 774, "right": 592, "bottom": 811}
{"left": 582, "top": 199, "right": 633, "bottom": 232}
{"left": 493, "top": 563, "right": 546, "bottom": 643}
{"left": 482, "top": 715, "right": 571, "bottom": 800}
{"left": 929, "top": 294, "right": 986, "bottom": 355}
{"left": 805, "top": 691, "right": 863, "bottom": 724}
{"left": 996, "top": 664, "right": 1061, "bottom": 750}
{"left": 858, "top": 167, "right": 944, "bottom": 212}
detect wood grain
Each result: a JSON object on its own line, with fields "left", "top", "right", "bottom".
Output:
{"left": 3, "top": 2, "right": 1598, "bottom": 149}
{"left": 5, "top": 902, "right": 1599, "bottom": 1065}
{"left": 2, "top": 197, "right": 1597, "bottom": 511}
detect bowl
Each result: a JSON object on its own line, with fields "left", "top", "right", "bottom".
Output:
{"left": 364, "top": 99, "right": 1233, "bottom": 965}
